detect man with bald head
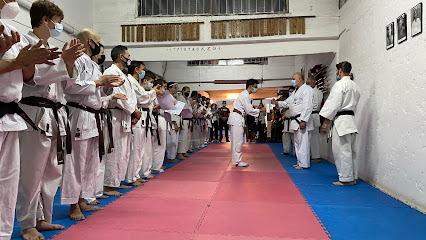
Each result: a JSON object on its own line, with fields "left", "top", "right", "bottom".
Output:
{"left": 61, "top": 28, "right": 124, "bottom": 220}
{"left": 273, "top": 72, "right": 314, "bottom": 169}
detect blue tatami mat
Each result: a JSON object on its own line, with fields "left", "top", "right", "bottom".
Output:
{"left": 268, "top": 143, "right": 426, "bottom": 240}
{"left": 11, "top": 147, "right": 204, "bottom": 240}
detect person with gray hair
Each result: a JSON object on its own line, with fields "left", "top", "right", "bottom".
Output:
{"left": 272, "top": 72, "right": 314, "bottom": 169}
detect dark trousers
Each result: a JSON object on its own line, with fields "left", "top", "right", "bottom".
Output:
{"left": 210, "top": 121, "right": 218, "bottom": 141}
{"left": 218, "top": 119, "right": 229, "bottom": 141}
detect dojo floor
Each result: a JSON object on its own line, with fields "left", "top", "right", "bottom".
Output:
{"left": 12, "top": 143, "right": 426, "bottom": 240}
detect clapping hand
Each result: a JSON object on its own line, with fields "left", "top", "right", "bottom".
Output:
{"left": 0, "top": 25, "right": 20, "bottom": 54}
{"left": 61, "top": 39, "right": 85, "bottom": 65}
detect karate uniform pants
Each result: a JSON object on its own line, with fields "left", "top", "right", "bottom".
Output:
{"left": 282, "top": 132, "right": 294, "bottom": 154}
{"left": 152, "top": 129, "right": 166, "bottom": 171}
{"left": 17, "top": 131, "right": 62, "bottom": 230}
{"left": 140, "top": 128, "right": 154, "bottom": 178}
{"left": 230, "top": 125, "right": 244, "bottom": 165}
{"left": 187, "top": 122, "right": 193, "bottom": 151}
{"left": 332, "top": 127, "right": 358, "bottom": 182}
{"left": 178, "top": 120, "right": 189, "bottom": 154}
{"left": 192, "top": 121, "right": 201, "bottom": 149}
{"left": 293, "top": 129, "right": 311, "bottom": 168}
{"left": 167, "top": 128, "right": 179, "bottom": 160}
{"left": 125, "top": 127, "right": 144, "bottom": 183}
{"left": 104, "top": 115, "right": 131, "bottom": 188}
{"left": 61, "top": 137, "right": 99, "bottom": 204}
{"left": 0, "top": 132, "right": 19, "bottom": 240}
{"left": 310, "top": 128, "right": 321, "bottom": 159}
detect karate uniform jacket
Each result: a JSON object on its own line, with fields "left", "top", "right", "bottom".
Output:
{"left": 228, "top": 90, "right": 260, "bottom": 127}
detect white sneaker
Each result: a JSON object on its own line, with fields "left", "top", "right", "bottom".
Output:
{"left": 236, "top": 162, "right": 249, "bottom": 167}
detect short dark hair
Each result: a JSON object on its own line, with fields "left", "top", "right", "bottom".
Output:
{"left": 190, "top": 91, "right": 198, "bottom": 98}
{"left": 128, "top": 61, "right": 144, "bottom": 75}
{"left": 336, "top": 61, "right": 352, "bottom": 73}
{"left": 246, "top": 79, "right": 259, "bottom": 89}
{"left": 222, "top": 101, "right": 226, "bottom": 104}
{"left": 153, "top": 79, "right": 165, "bottom": 87}
{"left": 182, "top": 86, "right": 190, "bottom": 92}
{"left": 289, "top": 86, "right": 296, "bottom": 91}
{"left": 144, "top": 71, "right": 156, "bottom": 81}
{"left": 111, "top": 45, "right": 128, "bottom": 62}
{"left": 30, "top": 0, "right": 64, "bottom": 28}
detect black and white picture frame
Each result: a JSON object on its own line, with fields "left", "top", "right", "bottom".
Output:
{"left": 397, "top": 13, "right": 408, "bottom": 43}
{"left": 386, "top": 22, "right": 395, "bottom": 50}
{"left": 411, "top": 3, "right": 423, "bottom": 37}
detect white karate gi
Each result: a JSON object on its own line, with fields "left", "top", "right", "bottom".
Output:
{"left": 282, "top": 108, "right": 294, "bottom": 154}
{"left": 139, "top": 101, "right": 156, "bottom": 178}
{"left": 278, "top": 84, "right": 314, "bottom": 168}
{"left": 192, "top": 102, "right": 201, "bottom": 149}
{"left": 61, "top": 54, "right": 103, "bottom": 204}
{"left": 166, "top": 99, "right": 180, "bottom": 160}
{"left": 177, "top": 95, "right": 193, "bottom": 154}
{"left": 152, "top": 101, "right": 167, "bottom": 170}
{"left": 17, "top": 31, "right": 75, "bottom": 230}
{"left": 124, "top": 75, "right": 156, "bottom": 183}
{"left": 228, "top": 90, "right": 260, "bottom": 165}
{"left": 309, "top": 86, "right": 324, "bottom": 159}
{"left": 103, "top": 65, "right": 137, "bottom": 187}
{"left": 320, "top": 76, "right": 360, "bottom": 182}
{"left": 0, "top": 20, "right": 30, "bottom": 240}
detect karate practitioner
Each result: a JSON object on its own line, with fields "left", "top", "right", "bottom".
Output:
{"left": 228, "top": 79, "right": 263, "bottom": 167}
{"left": 126, "top": 64, "right": 161, "bottom": 184}
{"left": 190, "top": 91, "right": 201, "bottom": 150}
{"left": 272, "top": 73, "right": 314, "bottom": 169}
{"left": 166, "top": 82, "right": 180, "bottom": 162}
{"left": 0, "top": 2, "right": 57, "bottom": 238}
{"left": 152, "top": 79, "right": 167, "bottom": 172}
{"left": 306, "top": 77, "right": 323, "bottom": 162}
{"left": 176, "top": 86, "right": 193, "bottom": 159}
{"left": 281, "top": 87, "right": 296, "bottom": 155}
{"left": 62, "top": 28, "right": 125, "bottom": 220}
{"left": 138, "top": 72, "right": 158, "bottom": 180}
{"left": 320, "top": 61, "right": 360, "bottom": 186}
{"left": 103, "top": 45, "right": 140, "bottom": 195}
{"left": 17, "top": 1, "right": 86, "bottom": 239}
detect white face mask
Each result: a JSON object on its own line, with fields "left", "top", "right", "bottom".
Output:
{"left": 48, "top": 20, "right": 63, "bottom": 38}
{"left": 1, "top": 0, "right": 20, "bottom": 20}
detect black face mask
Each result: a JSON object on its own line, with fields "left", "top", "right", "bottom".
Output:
{"left": 90, "top": 40, "right": 101, "bottom": 57}
{"left": 98, "top": 55, "right": 105, "bottom": 65}
{"left": 184, "top": 92, "right": 190, "bottom": 97}
{"left": 122, "top": 55, "right": 131, "bottom": 68}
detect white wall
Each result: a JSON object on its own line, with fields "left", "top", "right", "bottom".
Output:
{"left": 338, "top": 0, "right": 426, "bottom": 212}
{"left": 94, "top": 0, "right": 340, "bottom": 61}
{"left": 4, "top": 0, "right": 93, "bottom": 46}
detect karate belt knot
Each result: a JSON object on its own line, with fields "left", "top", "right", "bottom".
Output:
{"left": 0, "top": 101, "right": 38, "bottom": 130}
{"left": 67, "top": 102, "right": 115, "bottom": 162}
{"left": 327, "top": 110, "right": 355, "bottom": 143}
{"left": 20, "top": 96, "right": 72, "bottom": 165}
{"left": 233, "top": 109, "right": 243, "bottom": 116}
{"left": 152, "top": 110, "right": 161, "bottom": 145}
{"left": 142, "top": 108, "right": 154, "bottom": 138}
{"left": 283, "top": 114, "right": 302, "bottom": 131}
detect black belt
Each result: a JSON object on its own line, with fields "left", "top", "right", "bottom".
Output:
{"left": 67, "top": 102, "right": 114, "bottom": 161}
{"left": 142, "top": 108, "right": 153, "bottom": 138}
{"left": 20, "top": 96, "right": 71, "bottom": 165}
{"left": 153, "top": 110, "right": 161, "bottom": 145}
{"left": 0, "top": 101, "right": 37, "bottom": 130}
{"left": 233, "top": 109, "right": 243, "bottom": 116}
{"left": 336, "top": 110, "right": 354, "bottom": 117}
{"left": 312, "top": 111, "right": 320, "bottom": 114}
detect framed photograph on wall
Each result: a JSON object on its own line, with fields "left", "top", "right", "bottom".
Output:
{"left": 386, "top": 22, "right": 394, "bottom": 49}
{"left": 397, "top": 13, "right": 408, "bottom": 43}
{"left": 411, "top": 3, "right": 423, "bottom": 37}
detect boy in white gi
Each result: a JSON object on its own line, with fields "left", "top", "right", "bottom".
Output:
{"left": 228, "top": 79, "right": 263, "bottom": 167}
{"left": 152, "top": 79, "right": 167, "bottom": 172}
{"left": 320, "top": 61, "right": 360, "bottom": 186}
{"left": 166, "top": 82, "right": 180, "bottom": 162}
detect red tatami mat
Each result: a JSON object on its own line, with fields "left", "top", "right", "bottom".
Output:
{"left": 52, "top": 144, "right": 330, "bottom": 240}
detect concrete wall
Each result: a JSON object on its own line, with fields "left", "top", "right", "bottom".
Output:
{"left": 338, "top": 0, "right": 426, "bottom": 212}
{"left": 3, "top": 0, "right": 93, "bottom": 46}
{"left": 94, "top": 0, "right": 340, "bottom": 61}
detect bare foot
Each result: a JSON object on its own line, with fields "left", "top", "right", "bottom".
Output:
{"left": 68, "top": 203, "right": 85, "bottom": 220}
{"left": 183, "top": 153, "right": 190, "bottom": 157}
{"left": 79, "top": 199, "right": 103, "bottom": 212}
{"left": 167, "top": 159, "right": 179, "bottom": 163}
{"left": 178, "top": 154, "right": 186, "bottom": 160}
{"left": 293, "top": 164, "right": 299, "bottom": 167}
{"left": 161, "top": 166, "right": 167, "bottom": 169}
{"left": 311, "top": 159, "right": 321, "bottom": 163}
{"left": 87, "top": 200, "right": 100, "bottom": 205}
{"left": 295, "top": 165, "right": 309, "bottom": 169}
{"left": 117, "top": 184, "right": 132, "bottom": 189}
{"left": 36, "top": 220, "right": 65, "bottom": 231}
{"left": 187, "top": 150, "right": 194, "bottom": 153}
{"left": 103, "top": 186, "right": 122, "bottom": 196}
{"left": 130, "top": 181, "right": 144, "bottom": 186}
{"left": 333, "top": 180, "right": 357, "bottom": 186}
{"left": 146, "top": 174, "right": 156, "bottom": 179}
{"left": 97, "top": 195, "right": 109, "bottom": 199}
{"left": 21, "top": 227, "right": 45, "bottom": 240}
{"left": 137, "top": 178, "right": 148, "bottom": 183}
